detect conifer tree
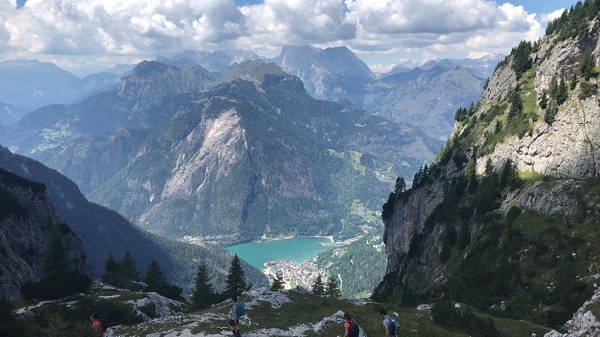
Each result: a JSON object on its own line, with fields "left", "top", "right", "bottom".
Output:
{"left": 509, "top": 88, "right": 522, "bottom": 118}
{"left": 556, "top": 76, "right": 569, "bottom": 105}
{"left": 225, "top": 255, "right": 247, "bottom": 297}
{"left": 325, "top": 276, "right": 341, "bottom": 298}
{"left": 393, "top": 177, "right": 406, "bottom": 196}
{"left": 102, "top": 253, "right": 119, "bottom": 285}
{"left": 43, "top": 223, "right": 70, "bottom": 283}
{"left": 22, "top": 222, "right": 90, "bottom": 299}
{"left": 119, "top": 250, "right": 140, "bottom": 281}
{"left": 311, "top": 274, "right": 325, "bottom": 295}
{"left": 539, "top": 90, "right": 548, "bottom": 110}
{"left": 191, "top": 260, "right": 214, "bottom": 309}
{"left": 580, "top": 51, "right": 597, "bottom": 80}
{"left": 466, "top": 158, "right": 478, "bottom": 194}
{"left": 270, "top": 271, "right": 285, "bottom": 291}
{"left": 144, "top": 259, "right": 167, "bottom": 290}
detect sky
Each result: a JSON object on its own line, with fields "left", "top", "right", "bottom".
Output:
{"left": 2, "top": 0, "right": 580, "bottom": 76}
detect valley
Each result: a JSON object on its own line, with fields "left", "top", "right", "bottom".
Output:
{"left": 2, "top": 1, "right": 600, "bottom": 336}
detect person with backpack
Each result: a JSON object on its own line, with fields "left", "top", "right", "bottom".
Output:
{"left": 343, "top": 312, "right": 360, "bottom": 337}
{"left": 229, "top": 295, "right": 245, "bottom": 336}
{"left": 379, "top": 308, "right": 399, "bottom": 337}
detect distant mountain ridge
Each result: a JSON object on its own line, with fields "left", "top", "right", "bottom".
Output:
{"left": 0, "top": 59, "right": 118, "bottom": 110}
{"left": 0, "top": 47, "right": 496, "bottom": 142}
{"left": 272, "top": 46, "right": 494, "bottom": 140}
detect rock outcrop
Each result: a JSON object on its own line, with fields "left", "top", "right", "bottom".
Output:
{"left": 0, "top": 168, "right": 90, "bottom": 300}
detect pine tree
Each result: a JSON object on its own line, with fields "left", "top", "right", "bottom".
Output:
{"left": 539, "top": 90, "right": 548, "bottom": 110}
{"left": 580, "top": 51, "right": 597, "bottom": 80}
{"left": 311, "top": 274, "right": 325, "bottom": 295}
{"left": 466, "top": 158, "right": 478, "bottom": 194}
{"left": 191, "top": 260, "right": 214, "bottom": 309}
{"left": 102, "top": 253, "right": 119, "bottom": 285}
{"left": 119, "top": 250, "right": 140, "bottom": 281}
{"left": 225, "top": 255, "right": 247, "bottom": 297}
{"left": 509, "top": 87, "right": 522, "bottom": 118}
{"left": 325, "top": 276, "right": 341, "bottom": 298}
{"left": 556, "top": 76, "right": 569, "bottom": 105}
{"left": 43, "top": 223, "right": 70, "bottom": 283}
{"left": 393, "top": 177, "right": 406, "bottom": 196}
{"left": 270, "top": 271, "right": 285, "bottom": 291}
{"left": 144, "top": 259, "right": 167, "bottom": 290}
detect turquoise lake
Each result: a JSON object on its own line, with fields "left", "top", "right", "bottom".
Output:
{"left": 226, "top": 237, "right": 344, "bottom": 270}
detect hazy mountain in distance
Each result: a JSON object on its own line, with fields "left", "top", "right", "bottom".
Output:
{"left": 171, "top": 49, "right": 261, "bottom": 74}
{"left": 0, "top": 59, "right": 116, "bottom": 110}
{"left": 363, "top": 65, "right": 487, "bottom": 140}
{"left": 273, "top": 45, "right": 375, "bottom": 102}
{"left": 1, "top": 60, "right": 216, "bottom": 156}
{"left": 272, "top": 45, "right": 493, "bottom": 141}
{"left": 418, "top": 54, "right": 504, "bottom": 76}
{"left": 0, "top": 101, "right": 30, "bottom": 126}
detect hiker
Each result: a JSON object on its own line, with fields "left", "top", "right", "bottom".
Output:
{"left": 343, "top": 312, "right": 360, "bottom": 337}
{"left": 90, "top": 313, "right": 103, "bottom": 337}
{"left": 229, "top": 295, "right": 243, "bottom": 336}
{"left": 379, "top": 308, "right": 398, "bottom": 337}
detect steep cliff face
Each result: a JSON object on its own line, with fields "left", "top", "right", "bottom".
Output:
{"left": 472, "top": 18, "right": 600, "bottom": 178}
{"left": 0, "top": 168, "right": 90, "bottom": 300}
{"left": 375, "top": 3, "right": 600, "bottom": 328}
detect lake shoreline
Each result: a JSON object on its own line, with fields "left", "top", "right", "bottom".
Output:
{"left": 226, "top": 236, "right": 346, "bottom": 271}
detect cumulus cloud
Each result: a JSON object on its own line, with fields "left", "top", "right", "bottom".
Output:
{"left": 242, "top": 0, "right": 355, "bottom": 46}
{"left": 0, "top": 0, "right": 565, "bottom": 73}
{"left": 3, "top": 0, "right": 247, "bottom": 56}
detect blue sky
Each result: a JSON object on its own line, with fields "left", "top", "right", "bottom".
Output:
{"left": 3, "top": 0, "right": 581, "bottom": 75}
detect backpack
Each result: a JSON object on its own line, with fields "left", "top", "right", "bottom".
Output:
{"left": 386, "top": 316, "right": 400, "bottom": 336}
{"left": 235, "top": 302, "right": 245, "bottom": 317}
{"left": 349, "top": 320, "right": 360, "bottom": 337}
{"left": 100, "top": 318, "right": 110, "bottom": 332}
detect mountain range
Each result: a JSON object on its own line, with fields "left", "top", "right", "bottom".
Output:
{"left": 2, "top": 1, "right": 600, "bottom": 337}
{"left": 1, "top": 59, "right": 441, "bottom": 244}
{"left": 0, "top": 47, "right": 497, "bottom": 142}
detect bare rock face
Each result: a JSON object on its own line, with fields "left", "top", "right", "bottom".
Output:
{"left": 545, "top": 286, "right": 600, "bottom": 337}
{"left": 475, "top": 18, "right": 600, "bottom": 180}
{"left": 0, "top": 168, "right": 91, "bottom": 300}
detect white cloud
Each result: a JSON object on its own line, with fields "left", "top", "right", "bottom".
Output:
{"left": 0, "top": 0, "right": 563, "bottom": 74}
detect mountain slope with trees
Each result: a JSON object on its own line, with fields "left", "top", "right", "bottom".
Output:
{"left": 0, "top": 146, "right": 267, "bottom": 294}
{"left": 374, "top": 1, "right": 600, "bottom": 331}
